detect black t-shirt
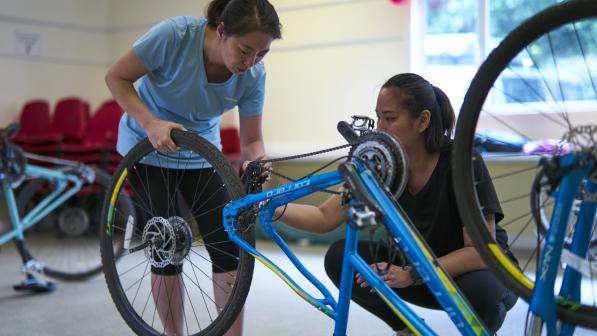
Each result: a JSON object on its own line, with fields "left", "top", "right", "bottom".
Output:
{"left": 396, "top": 143, "right": 509, "bottom": 258}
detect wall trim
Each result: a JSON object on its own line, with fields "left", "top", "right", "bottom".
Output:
{"left": 0, "top": 14, "right": 151, "bottom": 34}
{"left": 277, "top": 0, "right": 384, "bottom": 13}
{"left": 272, "top": 35, "right": 402, "bottom": 53}
{"left": 0, "top": 0, "right": 391, "bottom": 34}
{"left": 0, "top": 51, "right": 110, "bottom": 67}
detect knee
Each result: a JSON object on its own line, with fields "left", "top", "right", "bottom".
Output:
{"left": 477, "top": 299, "right": 515, "bottom": 334}
{"left": 324, "top": 240, "right": 345, "bottom": 286}
{"left": 487, "top": 291, "right": 518, "bottom": 333}
{"left": 455, "top": 270, "right": 518, "bottom": 333}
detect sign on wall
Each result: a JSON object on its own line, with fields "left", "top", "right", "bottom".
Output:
{"left": 15, "top": 31, "right": 41, "bottom": 57}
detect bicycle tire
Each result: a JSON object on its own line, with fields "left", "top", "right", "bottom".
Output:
{"left": 16, "top": 168, "right": 131, "bottom": 281}
{"left": 100, "top": 130, "right": 253, "bottom": 336}
{"left": 453, "top": 0, "right": 597, "bottom": 329}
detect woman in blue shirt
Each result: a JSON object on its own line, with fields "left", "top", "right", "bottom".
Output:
{"left": 105, "top": 1, "right": 281, "bottom": 335}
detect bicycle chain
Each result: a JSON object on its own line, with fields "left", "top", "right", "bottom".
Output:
{"left": 237, "top": 141, "right": 364, "bottom": 232}
{"left": 241, "top": 135, "right": 406, "bottom": 272}
{"left": 253, "top": 142, "right": 357, "bottom": 165}
{"left": 246, "top": 141, "right": 362, "bottom": 187}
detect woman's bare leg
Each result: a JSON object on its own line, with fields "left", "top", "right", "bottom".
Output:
{"left": 152, "top": 273, "right": 184, "bottom": 336}
{"left": 213, "top": 270, "right": 244, "bottom": 336}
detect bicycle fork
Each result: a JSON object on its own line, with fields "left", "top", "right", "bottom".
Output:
{"left": 529, "top": 156, "right": 595, "bottom": 335}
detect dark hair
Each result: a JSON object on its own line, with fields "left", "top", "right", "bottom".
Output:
{"left": 381, "top": 73, "right": 455, "bottom": 153}
{"left": 206, "top": 0, "right": 282, "bottom": 39}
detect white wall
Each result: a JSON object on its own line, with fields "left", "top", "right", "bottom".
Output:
{"left": 0, "top": 0, "right": 411, "bottom": 143}
{"left": 106, "top": 0, "right": 412, "bottom": 144}
{"left": 0, "top": 0, "right": 111, "bottom": 126}
{"left": 263, "top": 0, "right": 411, "bottom": 156}
{"left": 108, "top": 0, "right": 208, "bottom": 59}
{"left": 0, "top": 0, "right": 216, "bottom": 128}
{"left": 0, "top": 0, "right": 590, "bottom": 148}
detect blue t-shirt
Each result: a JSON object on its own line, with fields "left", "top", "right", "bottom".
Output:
{"left": 117, "top": 16, "right": 266, "bottom": 168}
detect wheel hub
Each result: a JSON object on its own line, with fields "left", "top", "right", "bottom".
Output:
{"left": 57, "top": 207, "right": 90, "bottom": 236}
{"left": 142, "top": 216, "right": 192, "bottom": 268}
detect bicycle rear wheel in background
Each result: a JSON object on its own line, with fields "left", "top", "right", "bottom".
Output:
{"left": 530, "top": 166, "right": 597, "bottom": 261}
{"left": 100, "top": 130, "right": 253, "bottom": 336}
{"left": 16, "top": 168, "right": 132, "bottom": 280}
{"left": 453, "top": 0, "right": 597, "bottom": 329}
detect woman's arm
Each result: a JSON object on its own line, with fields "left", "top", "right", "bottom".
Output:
{"left": 435, "top": 214, "right": 494, "bottom": 277}
{"left": 238, "top": 115, "right": 266, "bottom": 162}
{"left": 275, "top": 194, "right": 346, "bottom": 234}
{"left": 238, "top": 113, "right": 346, "bottom": 233}
{"left": 105, "top": 49, "right": 185, "bottom": 152}
{"left": 360, "top": 214, "right": 495, "bottom": 288}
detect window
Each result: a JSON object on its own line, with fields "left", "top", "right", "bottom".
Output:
{"left": 421, "top": 0, "right": 558, "bottom": 111}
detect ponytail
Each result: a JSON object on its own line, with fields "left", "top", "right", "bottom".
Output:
{"left": 382, "top": 73, "right": 455, "bottom": 153}
{"left": 206, "top": 0, "right": 231, "bottom": 28}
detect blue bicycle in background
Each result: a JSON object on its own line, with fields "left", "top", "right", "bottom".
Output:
{"left": 453, "top": 1, "right": 597, "bottom": 334}
{"left": 0, "top": 123, "right": 132, "bottom": 291}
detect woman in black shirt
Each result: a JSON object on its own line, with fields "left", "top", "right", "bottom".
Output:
{"left": 274, "top": 73, "right": 517, "bottom": 335}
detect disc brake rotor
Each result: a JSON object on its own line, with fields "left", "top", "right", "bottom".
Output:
{"left": 143, "top": 217, "right": 175, "bottom": 268}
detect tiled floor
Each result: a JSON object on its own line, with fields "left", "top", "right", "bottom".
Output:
{"left": 0, "top": 241, "right": 595, "bottom": 335}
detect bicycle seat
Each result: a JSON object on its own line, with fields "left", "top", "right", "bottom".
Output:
{"left": 0, "top": 123, "right": 20, "bottom": 139}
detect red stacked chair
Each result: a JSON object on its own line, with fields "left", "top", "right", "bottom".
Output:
{"left": 12, "top": 97, "right": 123, "bottom": 204}
{"left": 11, "top": 99, "right": 62, "bottom": 157}
{"left": 84, "top": 100, "right": 124, "bottom": 172}
{"left": 220, "top": 127, "right": 241, "bottom": 169}
{"left": 52, "top": 97, "right": 90, "bottom": 146}
{"left": 52, "top": 99, "right": 121, "bottom": 173}
{"left": 86, "top": 100, "right": 122, "bottom": 149}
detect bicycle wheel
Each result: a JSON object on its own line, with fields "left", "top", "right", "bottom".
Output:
{"left": 453, "top": 0, "right": 597, "bottom": 328}
{"left": 530, "top": 166, "right": 597, "bottom": 259}
{"left": 16, "top": 168, "right": 132, "bottom": 280}
{"left": 100, "top": 130, "right": 253, "bottom": 336}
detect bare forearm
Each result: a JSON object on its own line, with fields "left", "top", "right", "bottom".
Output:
{"left": 105, "top": 75, "right": 156, "bottom": 128}
{"left": 437, "top": 246, "right": 487, "bottom": 278}
{"left": 275, "top": 204, "right": 333, "bottom": 233}
{"left": 241, "top": 139, "right": 266, "bottom": 162}
{"left": 436, "top": 215, "right": 494, "bottom": 278}
{"left": 276, "top": 195, "right": 345, "bottom": 234}
{"left": 238, "top": 115, "right": 266, "bottom": 162}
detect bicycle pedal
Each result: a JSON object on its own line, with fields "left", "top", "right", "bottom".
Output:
{"left": 13, "top": 278, "right": 56, "bottom": 293}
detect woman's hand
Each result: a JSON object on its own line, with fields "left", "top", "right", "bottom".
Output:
{"left": 144, "top": 119, "right": 187, "bottom": 152}
{"left": 355, "top": 262, "right": 413, "bottom": 289}
{"left": 242, "top": 155, "right": 272, "bottom": 182}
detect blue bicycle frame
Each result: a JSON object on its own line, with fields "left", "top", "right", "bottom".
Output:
{"left": 529, "top": 153, "right": 597, "bottom": 336}
{"left": 224, "top": 159, "right": 490, "bottom": 336}
{"left": 0, "top": 164, "right": 84, "bottom": 246}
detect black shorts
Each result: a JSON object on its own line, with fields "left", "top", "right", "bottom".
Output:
{"left": 129, "top": 164, "right": 239, "bottom": 275}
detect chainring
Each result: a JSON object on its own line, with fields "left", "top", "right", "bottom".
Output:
{"left": 348, "top": 130, "right": 408, "bottom": 198}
